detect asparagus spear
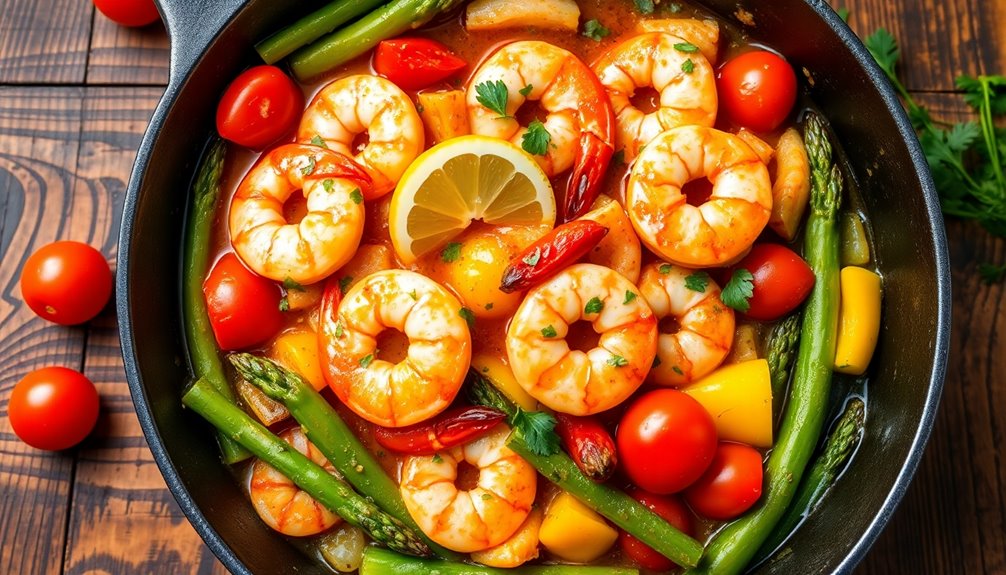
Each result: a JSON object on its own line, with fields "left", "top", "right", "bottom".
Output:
{"left": 687, "top": 113, "right": 842, "bottom": 574}
{"left": 765, "top": 313, "right": 802, "bottom": 419}
{"left": 255, "top": 0, "right": 385, "bottom": 64}
{"left": 181, "top": 377, "right": 431, "bottom": 557}
{"left": 467, "top": 373, "right": 704, "bottom": 569}
{"left": 753, "top": 398, "right": 866, "bottom": 564}
{"left": 228, "top": 353, "right": 458, "bottom": 561}
{"left": 360, "top": 546, "right": 640, "bottom": 575}
{"left": 290, "top": 0, "right": 463, "bottom": 81}
{"left": 182, "top": 139, "right": 250, "bottom": 464}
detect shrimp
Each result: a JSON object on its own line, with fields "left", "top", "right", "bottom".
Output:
{"left": 505, "top": 263, "right": 658, "bottom": 415}
{"left": 592, "top": 32, "right": 718, "bottom": 161}
{"left": 298, "top": 74, "right": 424, "bottom": 199}
{"left": 467, "top": 41, "right": 615, "bottom": 221}
{"left": 636, "top": 18, "right": 721, "bottom": 65}
{"left": 229, "top": 144, "right": 371, "bottom": 285}
{"left": 769, "top": 127, "right": 812, "bottom": 241}
{"left": 625, "top": 125, "right": 772, "bottom": 267}
{"left": 249, "top": 427, "right": 342, "bottom": 537}
{"left": 320, "top": 269, "right": 471, "bottom": 427}
{"left": 399, "top": 426, "right": 537, "bottom": 553}
{"left": 581, "top": 194, "right": 642, "bottom": 284}
{"left": 638, "top": 262, "right": 735, "bottom": 386}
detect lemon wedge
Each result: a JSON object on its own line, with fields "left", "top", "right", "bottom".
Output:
{"left": 390, "top": 135, "right": 555, "bottom": 263}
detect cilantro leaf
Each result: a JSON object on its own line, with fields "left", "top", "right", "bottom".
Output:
{"left": 301, "top": 156, "right": 316, "bottom": 176}
{"left": 475, "top": 80, "right": 511, "bottom": 118}
{"left": 334, "top": 321, "right": 344, "bottom": 338}
{"left": 721, "top": 269, "right": 755, "bottom": 312}
{"left": 278, "top": 297, "right": 290, "bottom": 312}
{"left": 522, "top": 120, "right": 552, "bottom": 156}
{"left": 432, "top": 453, "right": 443, "bottom": 464}
{"left": 441, "top": 242, "right": 463, "bottom": 263}
{"left": 513, "top": 409, "right": 560, "bottom": 456}
{"left": 685, "top": 271, "right": 710, "bottom": 293}
{"left": 659, "top": 263, "right": 673, "bottom": 274}
{"left": 519, "top": 84, "right": 534, "bottom": 97}
{"left": 607, "top": 354, "right": 629, "bottom": 367}
{"left": 624, "top": 290, "right": 637, "bottom": 304}
{"left": 681, "top": 58, "right": 695, "bottom": 74}
{"left": 283, "top": 277, "right": 305, "bottom": 291}
{"left": 582, "top": 19, "right": 611, "bottom": 42}
{"left": 584, "top": 296, "right": 604, "bottom": 314}
{"left": 323, "top": 179, "right": 334, "bottom": 193}
{"left": 633, "top": 0, "right": 655, "bottom": 14}
{"left": 459, "top": 307, "right": 476, "bottom": 329}
{"left": 541, "top": 325, "right": 557, "bottom": 338}
{"left": 674, "top": 42, "right": 700, "bottom": 53}
{"left": 310, "top": 134, "right": 328, "bottom": 148}
{"left": 359, "top": 354, "right": 374, "bottom": 368}
{"left": 350, "top": 188, "right": 363, "bottom": 204}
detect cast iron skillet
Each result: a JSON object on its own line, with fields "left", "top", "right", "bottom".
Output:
{"left": 117, "top": 0, "right": 951, "bottom": 573}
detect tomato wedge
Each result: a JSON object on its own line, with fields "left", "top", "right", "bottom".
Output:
{"left": 373, "top": 38, "right": 467, "bottom": 91}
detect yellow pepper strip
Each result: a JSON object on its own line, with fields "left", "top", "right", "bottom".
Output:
{"left": 683, "top": 359, "right": 773, "bottom": 448}
{"left": 833, "top": 266, "right": 882, "bottom": 375}
{"left": 471, "top": 353, "right": 538, "bottom": 412}
{"left": 271, "top": 331, "right": 326, "bottom": 391}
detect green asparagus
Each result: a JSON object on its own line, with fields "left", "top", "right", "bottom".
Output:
{"left": 181, "top": 377, "right": 431, "bottom": 557}
{"left": 228, "top": 353, "right": 458, "bottom": 560}
{"left": 467, "top": 373, "right": 704, "bottom": 569}
{"left": 360, "top": 546, "right": 640, "bottom": 575}
{"left": 183, "top": 139, "right": 250, "bottom": 464}
{"left": 256, "top": 0, "right": 385, "bottom": 64}
{"left": 754, "top": 398, "right": 866, "bottom": 564}
{"left": 687, "top": 112, "right": 842, "bottom": 574}
{"left": 765, "top": 313, "right": 802, "bottom": 419}
{"left": 290, "top": 0, "right": 463, "bottom": 81}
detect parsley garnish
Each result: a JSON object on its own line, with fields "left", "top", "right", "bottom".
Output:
{"left": 408, "top": 289, "right": 418, "bottom": 301}
{"left": 659, "top": 263, "right": 673, "bottom": 274}
{"left": 541, "top": 325, "right": 558, "bottom": 338}
{"left": 522, "top": 120, "right": 551, "bottom": 156}
{"left": 519, "top": 84, "right": 533, "bottom": 97}
{"left": 722, "top": 268, "right": 755, "bottom": 312}
{"left": 482, "top": 493, "right": 493, "bottom": 500}
{"left": 624, "top": 290, "right": 637, "bottom": 304}
{"left": 674, "top": 42, "right": 700, "bottom": 53}
{"left": 283, "top": 277, "right": 305, "bottom": 292}
{"left": 672, "top": 365, "right": 684, "bottom": 375}
{"left": 607, "top": 354, "right": 629, "bottom": 367}
{"left": 682, "top": 58, "right": 695, "bottom": 74}
{"left": 633, "top": 0, "right": 655, "bottom": 14}
{"left": 301, "top": 156, "right": 316, "bottom": 176}
{"left": 485, "top": 302, "right": 494, "bottom": 310}
{"left": 322, "top": 179, "right": 334, "bottom": 193}
{"left": 668, "top": 2, "right": 682, "bottom": 12}
{"left": 459, "top": 307, "right": 476, "bottom": 328}
{"left": 432, "top": 453, "right": 443, "bottom": 464}
{"left": 685, "top": 271, "right": 710, "bottom": 293}
{"left": 523, "top": 247, "right": 542, "bottom": 266}
{"left": 584, "top": 296, "right": 604, "bottom": 314}
{"left": 441, "top": 242, "right": 462, "bottom": 263}
{"left": 512, "top": 409, "right": 560, "bottom": 456}
{"left": 350, "top": 188, "right": 363, "bottom": 204}
{"left": 475, "top": 80, "right": 511, "bottom": 119}
{"left": 310, "top": 135, "right": 327, "bottom": 148}
{"left": 359, "top": 354, "right": 374, "bottom": 368}
{"left": 339, "top": 276, "right": 353, "bottom": 294}
{"left": 334, "top": 321, "right": 344, "bottom": 338}
{"left": 582, "top": 19, "right": 611, "bottom": 42}
{"left": 278, "top": 297, "right": 290, "bottom": 312}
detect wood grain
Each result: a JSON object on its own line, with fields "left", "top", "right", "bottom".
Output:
{"left": 86, "top": 18, "right": 168, "bottom": 85}
{"left": 0, "top": 0, "right": 92, "bottom": 84}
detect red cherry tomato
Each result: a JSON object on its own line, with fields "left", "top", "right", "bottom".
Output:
{"left": 93, "top": 0, "right": 159, "bottom": 27}
{"left": 9, "top": 367, "right": 100, "bottom": 451}
{"left": 372, "top": 38, "right": 467, "bottom": 91}
{"left": 620, "top": 489, "right": 695, "bottom": 571}
{"left": 20, "top": 241, "right": 112, "bottom": 325}
{"left": 216, "top": 66, "right": 303, "bottom": 149}
{"left": 617, "top": 389, "right": 718, "bottom": 494}
{"left": 684, "top": 442, "right": 764, "bottom": 520}
{"left": 730, "top": 243, "right": 815, "bottom": 321}
{"left": 717, "top": 50, "right": 797, "bottom": 133}
{"left": 202, "top": 253, "right": 284, "bottom": 351}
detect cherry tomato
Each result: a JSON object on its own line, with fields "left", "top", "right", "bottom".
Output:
{"left": 9, "top": 367, "right": 100, "bottom": 451}
{"left": 93, "top": 0, "right": 159, "bottom": 27}
{"left": 717, "top": 50, "right": 797, "bottom": 133}
{"left": 20, "top": 241, "right": 112, "bottom": 325}
{"left": 684, "top": 442, "right": 764, "bottom": 520}
{"left": 372, "top": 38, "right": 467, "bottom": 91}
{"left": 216, "top": 66, "right": 303, "bottom": 149}
{"left": 617, "top": 389, "right": 718, "bottom": 494}
{"left": 203, "top": 253, "right": 284, "bottom": 351}
{"left": 619, "top": 489, "right": 695, "bottom": 571}
{"left": 730, "top": 243, "right": 815, "bottom": 321}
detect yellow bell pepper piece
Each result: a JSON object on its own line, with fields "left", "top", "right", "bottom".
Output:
{"left": 539, "top": 492, "right": 618, "bottom": 563}
{"left": 271, "top": 331, "right": 326, "bottom": 391}
{"left": 834, "top": 266, "right": 882, "bottom": 375}
{"left": 470, "top": 508, "right": 543, "bottom": 568}
{"left": 471, "top": 353, "right": 538, "bottom": 412}
{"left": 683, "top": 359, "right": 773, "bottom": 448}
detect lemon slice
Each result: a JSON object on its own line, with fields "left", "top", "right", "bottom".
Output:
{"left": 390, "top": 135, "right": 556, "bottom": 263}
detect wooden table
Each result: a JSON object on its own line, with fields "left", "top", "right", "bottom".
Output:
{"left": 0, "top": 1, "right": 1003, "bottom": 573}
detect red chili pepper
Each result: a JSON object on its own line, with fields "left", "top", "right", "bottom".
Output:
{"left": 564, "top": 131, "right": 615, "bottom": 222}
{"left": 499, "top": 220, "right": 608, "bottom": 293}
{"left": 372, "top": 38, "right": 467, "bottom": 91}
{"left": 373, "top": 406, "right": 506, "bottom": 455}
{"left": 554, "top": 412, "right": 618, "bottom": 482}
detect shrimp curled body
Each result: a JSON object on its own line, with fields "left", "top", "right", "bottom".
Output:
{"left": 638, "top": 263, "right": 735, "bottom": 386}
{"left": 626, "top": 125, "right": 772, "bottom": 267}
{"left": 400, "top": 426, "right": 537, "bottom": 553}
{"left": 321, "top": 270, "right": 472, "bottom": 427}
{"left": 593, "top": 32, "right": 718, "bottom": 161}
{"left": 299, "top": 75, "right": 424, "bottom": 198}
{"left": 506, "top": 263, "right": 658, "bottom": 415}
{"left": 229, "top": 144, "right": 370, "bottom": 285}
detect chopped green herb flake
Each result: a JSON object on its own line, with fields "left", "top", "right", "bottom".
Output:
{"left": 416, "top": 103, "right": 424, "bottom": 114}
{"left": 512, "top": 409, "right": 560, "bottom": 456}
{"left": 523, "top": 247, "right": 542, "bottom": 266}
{"left": 519, "top": 84, "right": 534, "bottom": 97}
{"left": 359, "top": 354, "right": 374, "bottom": 368}
{"left": 722, "top": 268, "right": 755, "bottom": 312}
{"left": 475, "top": 79, "right": 511, "bottom": 119}
{"left": 278, "top": 297, "right": 290, "bottom": 312}
{"left": 659, "top": 263, "right": 673, "bottom": 274}
{"left": 521, "top": 120, "right": 552, "bottom": 156}
{"left": 685, "top": 271, "right": 710, "bottom": 293}
{"left": 485, "top": 302, "right": 494, "bottom": 310}
{"left": 460, "top": 307, "right": 476, "bottom": 328}
{"left": 409, "top": 289, "right": 418, "bottom": 300}
{"left": 541, "top": 325, "right": 558, "bottom": 338}
{"left": 672, "top": 365, "right": 684, "bottom": 375}
{"left": 334, "top": 321, "right": 344, "bottom": 338}
{"left": 350, "top": 188, "right": 364, "bottom": 204}
{"left": 283, "top": 277, "right": 305, "bottom": 291}
{"left": 608, "top": 354, "right": 629, "bottom": 367}
{"left": 682, "top": 58, "right": 695, "bottom": 74}
{"left": 301, "top": 156, "right": 316, "bottom": 176}
{"left": 339, "top": 276, "right": 353, "bottom": 294}
{"left": 582, "top": 19, "right": 611, "bottom": 42}
{"left": 584, "top": 296, "right": 605, "bottom": 314}
{"left": 633, "top": 0, "right": 655, "bottom": 14}
{"left": 624, "top": 291, "right": 637, "bottom": 304}
{"left": 674, "top": 42, "right": 700, "bottom": 53}
{"left": 668, "top": 2, "right": 682, "bottom": 12}
{"left": 310, "top": 135, "right": 328, "bottom": 148}
{"left": 441, "top": 242, "right": 463, "bottom": 263}
{"left": 482, "top": 493, "right": 493, "bottom": 500}
{"left": 323, "top": 178, "right": 334, "bottom": 193}
{"left": 432, "top": 453, "right": 443, "bottom": 464}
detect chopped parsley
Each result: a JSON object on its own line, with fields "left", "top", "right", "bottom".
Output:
{"left": 659, "top": 263, "right": 673, "bottom": 274}
{"left": 624, "top": 290, "right": 638, "bottom": 304}
{"left": 512, "top": 409, "right": 560, "bottom": 456}
{"left": 521, "top": 120, "right": 552, "bottom": 156}
{"left": 582, "top": 19, "right": 611, "bottom": 42}
{"left": 334, "top": 321, "right": 344, "bottom": 338}
{"left": 432, "top": 453, "right": 443, "bottom": 464}
{"left": 481, "top": 493, "right": 493, "bottom": 500}
{"left": 278, "top": 297, "right": 290, "bottom": 312}
{"left": 485, "top": 302, "right": 494, "bottom": 310}
{"left": 459, "top": 307, "right": 476, "bottom": 329}
{"left": 519, "top": 83, "right": 534, "bottom": 97}
{"left": 349, "top": 188, "right": 363, "bottom": 204}
{"left": 584, "top": 296, "right": 605, "bottom": 314}
{"left": 301, "top": 156, "right": 316, "bottom": 176}
{"left": 674, "top": 42, "right": 700, "bottom": 53}
{"left": 322, "top": 178, "right": 334, "bottom": 193}
{"left": 310, "top": 134, "right": 327, "bottom": 148}
{"left": 685, "top": 271, "right": 710, "bottom": 293}
{"left": 441, "top": 242, "right": 463, "bottom": 263}
{"left": 633, "top": 0, "right": 655, "bottom": 14}
{"left": 607, "top": 354, "right": 629, "bottom": 367}
{"left": 721, "top": 268, "right": 755, "bottom": 312}
{"left": 359, "top": 354, "right": 375, "bottom": 368}
{"left": 283, "top": 277, "right": 305, "bottom": 292}
{"left": 682, "top": 58, "right": 695, "bottom": 74}
{"left": 339, "top": 276, "right": 353, "bottom": 294}
{"left": 672, "top": 365, "right": 684, "bottom": 375}
{"left": 541, "top": 325, "right": 558, "bottom": 338}
{"left": 475, "top": 79, "right": 511, "bottom": 119}
{"left": 408, "top": 289, "right": 418, "bottom": 300}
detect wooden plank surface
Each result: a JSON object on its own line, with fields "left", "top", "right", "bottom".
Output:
{"left": 0, "top": 1, "right": 1003, "bottom": 574}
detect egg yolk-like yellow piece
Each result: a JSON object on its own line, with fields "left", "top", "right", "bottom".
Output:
{"left": 442, "top": 232, "right": 524, "bottom": 319}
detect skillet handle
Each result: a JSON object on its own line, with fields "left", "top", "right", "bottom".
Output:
{"left": 156, "top": 0, "right": 248, "bottom": 85}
